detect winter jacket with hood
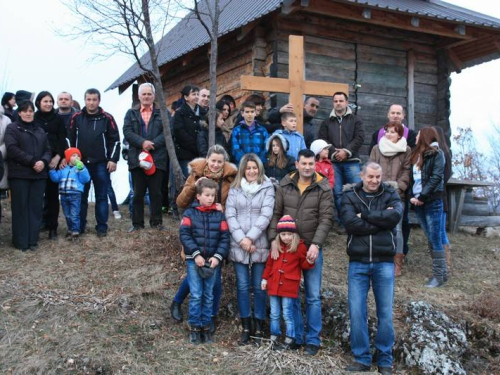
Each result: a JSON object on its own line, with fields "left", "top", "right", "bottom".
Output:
{"left": 176, "top": 157, "right": 238, "bottom": 210}
{"left": 69, "top": 107, "right": 121, "bottom": 164}
{"left": 123, "top": 105, "right": 167, "bottom": 171}
{"left": 268, "top": 172, "right": 334, "bottom": 248}
{"left": 49, "top": 164, "right": 91, "bottom": 194}
{"left": 369, "top": 140, "right": 411, "bottom": 200}
{"left": 179, "top": 201, "right": 230, "bottom": 262}
{"left": 317, "top": 106, "right": 365, "bottom": 162}
{"left": 262, "top": 240, "right": 315, "bottom": 298}
{"left": 272, "top": 128, "right": 307, "bottom": 161}
{"left": 4, "top": 120, "right": 52, "bottom": 180}
{"left": 264, "top": 133, "right": 296, "bottom": 182}
{"left": 173, "top": 102, "right": 201, "bottom": 161}
{"left": 34, "top": 110, "right": 68, "bottom": 159}
{"left": 0, "top": 108, "right": 11, "bottom": 189}
{"left": 267, "top": 109, "right": 318, "bottom": 148}
{"left": 410, "top": 145, "right": 445, "bottom": 203}
{"left": 225, "top": 178, "right": 275, "bottom": 264}
{"left": 340, "top": 181, "right": 403, "bottom": 263}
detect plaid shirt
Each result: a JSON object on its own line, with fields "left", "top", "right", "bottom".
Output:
{"left": 140, "top": 105, "right": 153, "bottom": 129}
{"left": 231, "top": 121, "right": 269, "bottom": 165}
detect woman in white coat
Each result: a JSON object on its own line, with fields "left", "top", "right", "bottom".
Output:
{"left": 226, "top": 153, "right": 275, "bottom": 346}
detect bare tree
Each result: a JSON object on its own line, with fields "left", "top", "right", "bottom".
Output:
{"left": 62, "top": 0, "right": 186, "bottom": 189}
{"left": 180, "top": 0, "right": 231, "bottom": 148}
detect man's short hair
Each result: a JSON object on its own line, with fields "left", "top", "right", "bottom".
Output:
{"left": 332, "top": 92, "right": 348, "bottom": 101}
{"left": 85, "top": 88, "right": 101, "bottom": 101}
{"left": 361, "top": 162, "right": 382, "bottom": 174}
{"left": 388, "top": 104, "right": 405, "bottom": 114}
{"left": 304, "top": 96, "right": 318, "bottom": 105}
{"left": 281, "top": 112, "right": 296, "bottom": 122}
{"left": 196, "top": 178, "right": 218, "bottom": 195}
{"left": 297, "top": 149, "right": 316, "bottom": 161}
{"left": 241, "top": 101, "right": 256, "bottom": 110}
{"left": 58, "top": 91, "right": 73, "bottom": 101}
{"left": 139, "top": 82, "right": 156, "bottom": 95}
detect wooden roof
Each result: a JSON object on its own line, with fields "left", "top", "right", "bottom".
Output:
{"left": 108, "top": 0, "right": 500, "bottom": 93}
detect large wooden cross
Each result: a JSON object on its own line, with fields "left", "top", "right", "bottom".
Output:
{"left": 240, "top": 35, "right": 349, "bottom": 133}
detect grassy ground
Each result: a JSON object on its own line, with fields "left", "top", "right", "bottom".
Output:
{"left": 0, "top": 201, "right": 499, "bottom": 374}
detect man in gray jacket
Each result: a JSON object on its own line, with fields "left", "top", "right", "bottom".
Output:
{"left": 123, "top": 83, "right": 166, "bottom": 232}
{"left": 268, "top": 149, "right": 334, "bottom": 356}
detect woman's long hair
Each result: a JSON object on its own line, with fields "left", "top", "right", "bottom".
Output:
{"left": 267, "top": 136, "right": 288, "bottom": 169}
{"left": 275, "top": 232, "right": 300, "bottom": 253}
{"left": 411, "top": 127, "right": 440, "bottom": 169}
{"left": 232, "top": 153, "right": 265, "bottom": 188}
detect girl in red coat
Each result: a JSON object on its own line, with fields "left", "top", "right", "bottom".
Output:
{"left": 310, "top": 139, "right": 334, "bottom": 189}
{"left": 261, "top": 215, "right": 315, "bottom": 349}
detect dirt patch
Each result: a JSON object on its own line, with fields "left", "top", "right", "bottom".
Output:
{"left": 1, "top": 200, "right": 499, "bottom": 373}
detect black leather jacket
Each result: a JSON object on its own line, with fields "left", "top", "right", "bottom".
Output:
{"left": 340, "top": 181, "right": 402, "bottom": 263}
{"left": 410, "top": 147, "right": 445, "bottom": 202}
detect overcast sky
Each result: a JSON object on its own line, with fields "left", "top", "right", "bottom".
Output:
{"left": 1, "top": 0, "right": 499, "bottom": 200}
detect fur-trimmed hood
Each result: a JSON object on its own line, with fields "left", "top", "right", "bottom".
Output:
{"left": 187, "top": 157, "right": 238, "bottom": 179}
{"left": 266, "top": 133, "right": 289, "bottom": 152}
{"left": 343, "top": 180, "right": 398, "bottom": 193}
{"left": 329, "top": 104, "right": 353, "bottom": 119}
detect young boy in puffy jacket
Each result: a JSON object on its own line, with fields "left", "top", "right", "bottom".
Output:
{"left": 49, "top": 147, "right": 90, "bottom": 239}
{"left": 179, "top": 178, "right": 229, "bottom": 345}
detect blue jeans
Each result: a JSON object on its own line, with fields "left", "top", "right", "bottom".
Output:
{"left": 348, "top": 261, "right": 395, "bottom": 368}
{"left": 107, "top": 184, "right": 119, "bottom": 212}
{"left": 441, "top": 211, "right": 450, "bottom": 246}
{"left": 294, "top": 248, "right": 323, "bottom": 346}
{"left": 81, "top": 162, "right": 110, "bottom": 234}
{"left": 186, "top": 260, "right": 217, "bottom": 327}
{"left": 233, "top": 262, "right": 267, "bottom": 320}
{"left": 270, "top": 296, "right": 295, "bottom": 338}
{"left": 61, "top": 193, "right": 82, "bottom": 233}
{"left": 333, "top": 161, "right": 361, "bottom": 224}
{"left": 173, "top": 266, "right": 222, "bottom": 317}
{"left": 414, "top": 199, "right": 444, "bottom": 251}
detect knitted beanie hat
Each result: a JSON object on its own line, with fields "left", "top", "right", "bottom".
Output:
{"left": 64, "top": 147, "right": 82, "bottom": 162}
{"left": 139, "top": 151, "right": 156, "bottom": 176}
{"left": 277, "top": 215, "right": 297, "bottom": 233}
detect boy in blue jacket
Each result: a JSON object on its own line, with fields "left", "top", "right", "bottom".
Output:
{"left": 273, "top": 112, "right": 306, "bottom": 160}
{"left": 231, "top": 101, "right": 269, "bottom": 166}
{"left": 179, "top": 178, "right": 229, "bottom": 344}
{"left": 49, "top": 147, "right": 91, "bottom": 239}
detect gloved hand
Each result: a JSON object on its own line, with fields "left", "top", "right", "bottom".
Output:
{"left": 75, "top": 160, "right": 84, "bottom": 170}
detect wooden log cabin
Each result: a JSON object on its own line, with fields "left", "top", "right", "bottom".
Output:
{"left": 108, "top": 0, "right": 500, "bottom": 159}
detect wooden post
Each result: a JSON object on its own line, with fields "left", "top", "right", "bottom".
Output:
{"left": 289, "top": 36, "right": 305, "bottom": 129}
{"left": 407, "top": 49, "right": 415, "bottom": 130}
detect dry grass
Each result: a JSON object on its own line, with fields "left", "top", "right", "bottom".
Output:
{"left": 0, "top": 200, "right": 499, "bottom": 374}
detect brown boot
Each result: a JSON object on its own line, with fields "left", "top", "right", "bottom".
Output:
{"left": 444, "top": 244, "right": 452, "bottom": 272}
{"left": 394, "top": 254, "right": 405, "bottom": 277}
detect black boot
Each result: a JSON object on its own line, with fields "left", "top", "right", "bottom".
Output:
{"left": 239, "top": 317, "right": 252, "bottom": 345}
{"left": 170, "top": 301, "right": 183, "bottom": 322}
{"left": 49, "top": 229, "right": 58, "bottom": 240}
{"left": 253, "top": 318, "right": 264, "bottom": 346}
{"left": 209, "top": 316, "right": 217, "bottom": 335}
{"left": 189, "top": 327, "right": 202, "bottom": 344}
{"left": 202, "top": 326, "right": 214, "bottom": 344}
{"left": 426, "top": 251, "right": 448, "bottom": 288}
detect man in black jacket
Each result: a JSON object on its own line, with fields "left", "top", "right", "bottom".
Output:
{"left": 340, "top": 162, "right": 402, "bottom": 375}
{"left": 318, "top": 92, "right": 365, "bottom": 227}
{"left": 69, "top": 88, "right": 120, "bottom": 237}
{"left": 123, "top": 83, "right": 166, "bottom": 232}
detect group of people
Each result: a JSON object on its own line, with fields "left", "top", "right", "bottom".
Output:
{"left": 1, "top": 84, "right": 453, "bottom": 374}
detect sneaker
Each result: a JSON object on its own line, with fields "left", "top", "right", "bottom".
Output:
{"left": 304, "top": 344, "right": 319, "bottom": 356}
{"left": 113, "top": 210, "right": 122, "bottom": 219}
{"left": 377, "top": 366, "right": 392, "bottom": 375}
{"left": 345, "top": 362, "right": 371, "bottom": 372}
{"left": 71, "top": 232, "right": 80, "bottom": 240}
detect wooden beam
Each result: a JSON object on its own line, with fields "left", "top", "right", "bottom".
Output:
{"left": 307, "top": 0, "right": 478, "bottom": 40}
{"left": 407, "top": 49, "right": 415, "bottom": 130}
{"left": 240, "top": 76, "right": 290, "bottom": 93}
{"left": 447, "top": 48, "right": 463, "bottom": 73}
{"left": 237, "top": 20, "right": 259, "bottom": 41}
{"left": 289, "top": 35, "right": 305, "bottom": 127}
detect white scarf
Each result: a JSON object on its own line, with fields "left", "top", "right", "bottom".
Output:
{"left": 241, "top": 178, "right": 261, "bottom": 197}
{"left": 378, "top": 136, "right": 407, "bottom": 157}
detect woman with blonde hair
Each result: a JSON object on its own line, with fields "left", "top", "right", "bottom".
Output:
{"left": 226, "top": 153, "right": 275, "bottom": 345}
